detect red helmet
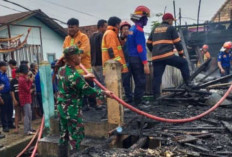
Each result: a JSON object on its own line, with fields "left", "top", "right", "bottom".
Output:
{"left": 223, "top": 41, "right": 232, "bottom": 49}
{"left": 134, "top": 5, "right": 150, "bottom": 17}
{"left": 120, "top": 21, "right": 131, "bottom": 30}
{"left": 202, "top": 44, "right": 209, "bottom": 50}
{"left": 162, "top": 13, "right": 176, "bottom": 21}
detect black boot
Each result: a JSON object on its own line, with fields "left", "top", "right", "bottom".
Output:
{"left": 58, "top": 144, "right": 68, "bottom": 157}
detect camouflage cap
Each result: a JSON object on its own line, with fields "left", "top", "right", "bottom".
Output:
{"left": 63, "top": 46, "right": 81, "bottom": 56}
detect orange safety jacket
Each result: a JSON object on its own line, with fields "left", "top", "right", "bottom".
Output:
{"left": 102, "top": 26, "right": 128, "bottom": 73}
{"left": 63, "top": 31, "right": 92, "bottom": 75}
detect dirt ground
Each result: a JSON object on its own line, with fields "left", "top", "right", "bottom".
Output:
{"left": 0, "top": 118, "right": 41, "bottom": 149}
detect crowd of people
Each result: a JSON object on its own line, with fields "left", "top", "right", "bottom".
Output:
{"left": 0, "top": 59, "right": 58, "bottom": 148}
{"left": 2, "top": 4, "right": 231, "bottom": 155}
{"left": 55, "top": 5, "right": 194, "bottom": 155}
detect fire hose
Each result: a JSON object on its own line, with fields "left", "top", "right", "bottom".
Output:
{"left": 17, "top": 117, "right": 44, "bottom": 157}
{"left": 30, "top": 116, "right": 44, "bottom": 157}
{"left": 16, "top": 62, "right": 232, "bottom": 156}
{"left": 80, "top": 64, "right": 232, "bottom": 123}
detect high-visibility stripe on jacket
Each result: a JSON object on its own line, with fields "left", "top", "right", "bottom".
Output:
{"left": 147, "top": 22, "right": 184, "bottom": 61}
{"left": 63, "top": 31, "right": 92, "bottom": 75}
{"left": 102, "top": 26, "right": 128, "bottom": 73}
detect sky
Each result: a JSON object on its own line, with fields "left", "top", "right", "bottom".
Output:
{"left": 0, "top": 0, "right": 227, "bottom": 33}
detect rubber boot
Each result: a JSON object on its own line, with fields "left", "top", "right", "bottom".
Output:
{"left": 58, "top": 144, "right": 68, "bottom": 157}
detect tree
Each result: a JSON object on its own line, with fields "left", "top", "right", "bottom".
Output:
{"left": 151, "top": 13, "right": 163, "bottom": 29}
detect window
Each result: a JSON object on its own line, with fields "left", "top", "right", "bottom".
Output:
{"left": 47, "top": 53, "right": 56, "bottom": 63}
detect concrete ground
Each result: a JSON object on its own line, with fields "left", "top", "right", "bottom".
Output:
{"left": 0, "top": 118, "right": 42, "bottom": 157}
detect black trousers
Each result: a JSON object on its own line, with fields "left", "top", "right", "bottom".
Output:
{"left": 37, "top": 92, "right": 44, "bottom": 114}
{"left": 220, "top": 66, "right": 230, "bottom": 77}
{"left": 122, "top": 70, "right": 133, "bottom": 101}
{"left": 0, "top": 93, "right": 13, "bottom": 128}
{"left": 129, "top": 56, "right": 146, "bottom": 102}
{"left": 83, "top": 80, "right": 97, "bottom": 107}
{"left": 152, "top": 55, "right": 190, "bottom": 95}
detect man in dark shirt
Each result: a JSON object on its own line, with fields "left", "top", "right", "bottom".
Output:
{"left": 89, "top": 19, "right": 107, "bottom": 110}
{"left": 10, "top": 69, "right": 21, "bottom": 133}
{"left": 0, "top": 61, "right": 15, "bottom": 132}
{"left": 90, "top": 19, "right": 107, "bottom": 85}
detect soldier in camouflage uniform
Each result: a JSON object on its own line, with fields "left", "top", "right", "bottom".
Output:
{"left": 57, "top": 46, "right": 112, "bottom": 152}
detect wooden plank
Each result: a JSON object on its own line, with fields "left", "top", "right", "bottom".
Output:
{"left": 222, "top": 121, "right": 232, "bottom": 133}
{"left": 167, "top": 127, "right": 224, "bottom": 131}
{"left": 179, "top": 29, "right": 193, "bottom": 73}
{"left": 216, "top": 151, "right": 232, "bottom": 155}
{"left": 129, "top": 137, "right": 147, "bottom": 150}
{"left": 174, "top": 135, "right": 197, "bottom": 143}
{"left": 104, "top": 60, "right": 124, "bottom": 125}
{"left": 206, "top": 82, "right": 231, "bottom": 89}
{"left": 178, "top": 149, "right": 200, "bottom": 157}
{"left": 195, "top": 74, "right": 232, "bottom": 89}
{"left": 185, "top": 143, "right": 210, "bottom": 152}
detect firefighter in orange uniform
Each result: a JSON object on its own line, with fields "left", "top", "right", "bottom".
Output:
{"left": 63, "top": 18, "right": 96, "bottom": 110}
{"left": 201, "top": 44, "right": 211, "bottom": 62}
{"left": 102, "top": 16, "right": 128, "bottom": 74}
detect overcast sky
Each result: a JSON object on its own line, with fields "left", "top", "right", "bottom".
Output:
{"left": 0, "top": 0, "right": 226, "bottom": 32}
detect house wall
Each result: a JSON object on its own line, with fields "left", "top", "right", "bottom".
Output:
{"left": 79, "top": 25, "right": 97, "bottom": 38}
{"left": 212, "top": 0, "right": 232, "bottom": 22}
{"left": 0, "top": 17, "right": 64, "bottom": 62}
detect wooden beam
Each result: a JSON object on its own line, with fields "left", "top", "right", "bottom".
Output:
{"left": 222, "top": 121, "right": 232, "bottom": 133}
{"left": 179, "top": 29, "right": 193, "bottom": 73}
{"left": 104, "top": 60, "right": 124, "bottom": 125}
{"left": 185, "top": 143, "right": 210, "bottom": 152}
{"left": 129, "top": 137, "right": 147, "bottom": 150}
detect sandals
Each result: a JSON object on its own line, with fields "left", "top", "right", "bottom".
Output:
{"left": 26, "top": 131, "right": 35, "bottom": 135}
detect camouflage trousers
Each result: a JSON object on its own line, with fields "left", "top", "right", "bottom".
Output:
{"left": 59, "top": 115, "right": 84, "bottom": 150}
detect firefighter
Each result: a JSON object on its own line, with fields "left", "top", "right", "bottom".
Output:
{"left": 147, "top": 13, "right": 190, "bottom": 101}
{"left": 197, "top": 44, "right": 211, "bottom": 71}
{"left": 217, "top": 41, "right": 232, "bottom": 77}
{"left": 127, "top": 6, "right": 150, "bottom": 106}
{"left": 120, "top": 21, "right": 133, "bottom": 103}
{"left": 102, "top": 16, "right": 128, "bottom": 74}
{"left": 202, "top": 44, "right": 211, "bottom": 62}
{"left": 63, "top": 18, "right": 97, "bottom": 111}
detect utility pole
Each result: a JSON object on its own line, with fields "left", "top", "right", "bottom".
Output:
{"left": 164, "top": 6, "right": 167, "bottom": 14}
{"left": 197, "top": 0, "right": 202, "bottom": 32}
{"left": 179, "top": 8, "right": 182, "bottom": 26}
{"left": 173, "top": 0, "right": 177, "bottom": 27}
